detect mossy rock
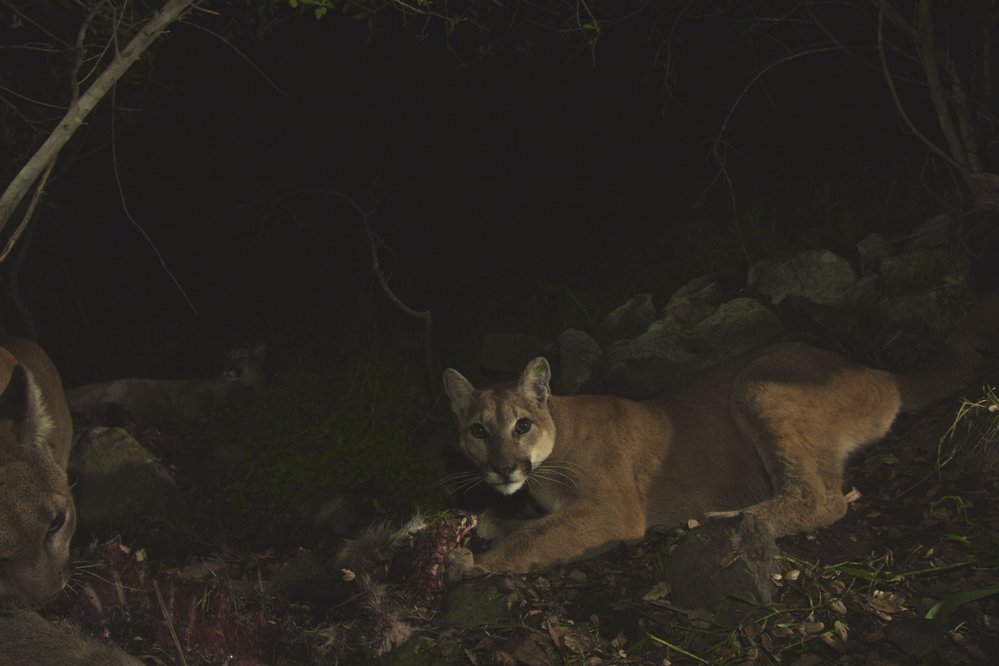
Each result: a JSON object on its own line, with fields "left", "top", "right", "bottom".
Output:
{"left": 747, "top": 250, "right": 856, "bottom": 308}
{"left": 387, "top": 635, "right": 464, "bottom": 666}
{"left": 880, "top": 249, "right": 965, "bottom": 294}
{"left": 443, "top": 579, "right": 523, "bottom": 629}
{"left": 681, "top": 297, "right": 785, "bottom": 358}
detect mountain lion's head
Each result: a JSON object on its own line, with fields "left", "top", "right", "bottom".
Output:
{"left": 0, "top": 341, "right": 75, "bottom": 609}
{"left": 443, "top": 357, "right": 556, "bottom": 495}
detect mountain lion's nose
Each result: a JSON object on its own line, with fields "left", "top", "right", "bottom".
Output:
{"left": 493, "top": 464, "right": 516, "bottom": 479}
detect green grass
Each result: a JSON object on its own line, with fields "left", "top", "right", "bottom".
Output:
{"left": 202, "top": 331, "right": 447, "bottom": 514}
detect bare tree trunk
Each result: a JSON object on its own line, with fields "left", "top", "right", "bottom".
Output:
{"left": 914, "top": 0, "right": 971, "bottom": 174}
{"left": 879, "top": 0, "right": 997, "bottom": 209}
{"left": 0, "top": 0, "right": 195, "bottom": 237}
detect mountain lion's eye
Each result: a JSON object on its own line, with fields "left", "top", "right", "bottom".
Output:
{"left": 514, "top": 418, "right": 531, "bottom": 434}
{"left": 470, "top": 424, "right": 488, "bottom": 439}
{"left": 47, "top": 511, "right": 66, "bottom": 537}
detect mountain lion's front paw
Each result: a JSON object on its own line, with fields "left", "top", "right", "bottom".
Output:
{"left": 445, "top": 547, "right": 488, "bottom": 583}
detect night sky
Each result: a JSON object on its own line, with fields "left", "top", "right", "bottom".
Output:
{"left": 4, "top": 5, "right": 945, "bottom": 386}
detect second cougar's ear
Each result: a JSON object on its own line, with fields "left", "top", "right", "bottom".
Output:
{"left": 0, "top": 364, "right": 54, "bottom": 454}
{"left": 443, "top": 368, "right": 476, "bottom": 416}
{"left": 517, "top": 357, "right": 551, "bottom": 407}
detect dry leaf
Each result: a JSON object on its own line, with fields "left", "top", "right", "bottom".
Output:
{"left": 719, "top": 551, "right": 742, "bottom": 569}
{"left": 641, "top": 580, "right": 671, "bottom": 602}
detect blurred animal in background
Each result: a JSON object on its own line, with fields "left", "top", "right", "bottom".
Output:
{"left": 66, "top": 343, "right": 267, "bottom": 427}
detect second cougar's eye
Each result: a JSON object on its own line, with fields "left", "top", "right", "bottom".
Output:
{"left": 514, "top": 418, "right": 531, "bottom": 434}
{"left": 470, "top": 424, "right": 488, "bottom": 439}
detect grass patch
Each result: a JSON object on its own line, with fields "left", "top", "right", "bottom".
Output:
{"left": 203, "top": 342, "right": 446, "bottom": 515}
{"left": 938, "top": 385, "right": 999, "bottom": 471}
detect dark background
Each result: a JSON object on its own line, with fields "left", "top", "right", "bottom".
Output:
{"left": 3, "top": 5, "right": 960, "bottom": 387}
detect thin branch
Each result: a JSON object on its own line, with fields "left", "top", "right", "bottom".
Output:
{"left": 0, "top": 162, "right": 52, "bottom": 266}
{"left": 0, "top": 0, "right": 196, "bottom": 236}
{"left": 710, "top": 44, "right": 844, "bottom": 160}
{"left": 913, "top": 0, "right": 969, "bottom": 172}
{"left": 109, "top": 82, "right": 200, "bottom": 315}
{"left": 0, "top": 1, "right": 105, "bottom": 267}
{"left": 333, "top": 193, "right": 436, "bottom": 401}
{"left": 180, "top": 20, "right": 288, "bottom": 96}
{"left": 152, "top": 579, "right": 189, "bottom": 666}
{"left": 0, "top": 0, "right": 71, "bottom": 46}
{"left": 945, "top": 58, "right": 982, "bottom": 173}
{"left": 875, "top": 1, "right": 961, "bottom": 171}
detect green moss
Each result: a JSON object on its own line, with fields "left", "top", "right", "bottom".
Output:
{"left": 206, "top": 353, "right": 445, "bottom": 513}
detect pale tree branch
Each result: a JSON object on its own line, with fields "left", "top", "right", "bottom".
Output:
{"left": 0, "top": 0, "right": 197, "bottom": 236}
{"left": 0, "top": 0, "right": 106, "bottom": 267}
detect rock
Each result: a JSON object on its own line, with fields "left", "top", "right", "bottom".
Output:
{"left": 609, "top": 318, "right": 696, "bottom": 365}
{"left": 602, "top": 320, "right": 699, "bottom": 398}
{"left": 443, "top": 578, "right": 523, "bottom": 629}
{"left": 596, "top": 293, "right": 656, "bottom": 341}
{"left": 601, "top": 298, "right": 784, "bottom": 398}
{"left": 782, "top": 297, "right": 858, "bottom": 338}
{"left": 874, "top": 287, "right": 964, "bottom": 329}
{"left": 71, "top": 427, "right": 185, "bottom": 540}
{"left": 477, "top": 334, "right": 557, "bottom": 375}
{"left": 857, "top": 233, "right": 893, "bottom": 270}
{"left": 843, "top": 275, "right": 884, "bottom": 309}
{"left": 748, "top": 250, "right": 857, "bottom": 308}
{"left": 879, "top": 249, "right": 962, "bottom": 294}
{"left": 663, "top": 513, "right": 778, "bottom": 609}
{"left": 386, "top": 635, "right": 441, "bottom": 666}
{"left": 387, "top": 633, "right": 468, "bottom": 666}
{"left": 661, "top": 275, "right": 723, "bottom": 325}
{"left": 886, "top": 616, "right": 943, "bottom": 657}
{"left": 901, "top": 213, "right": 951, "bottom": 252}
{"left": 602, "top": 356, "right": 699, "bottom": 400}
{"left": 682, "top": 297, "right": 785, "bottom": 360}
{"left": 555, "top": 328, "right": 603, "bottom": 394}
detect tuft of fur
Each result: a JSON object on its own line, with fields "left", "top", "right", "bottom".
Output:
{"left": 335, "top": 513, "right": 428, "bottom": 573}
{"left": 323, "top": 510, "right": 477, "bottom": 659}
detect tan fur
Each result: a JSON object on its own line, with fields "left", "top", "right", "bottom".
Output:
{"left": 443, "top": 300, "right": 996, "bottom": 573}
{"left": 0, "top": 336, "right": 75, "bottom": 608}
{"left": 0, "top": 607, "right": 141, "bottom": 665}
{"left": 65, "top": 343, "right": 266, "bottom": 425}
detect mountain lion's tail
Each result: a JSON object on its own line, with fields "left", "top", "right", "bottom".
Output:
{"left": 897, "top": 293, "right": 999, "bottom": 413}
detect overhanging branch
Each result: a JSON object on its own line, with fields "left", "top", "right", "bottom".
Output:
{"left": 0, "top": 0, "right": 196, "bottom": 236}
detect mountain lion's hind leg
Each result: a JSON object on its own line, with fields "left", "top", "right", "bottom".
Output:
{"left": 725, "top": 459, "right": 848, "bottom": 536}
{"left": 727, "top": 403, "right": 851, "bottom": 537}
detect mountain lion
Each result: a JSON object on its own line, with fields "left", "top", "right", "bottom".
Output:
{"left": 66, "top": 342, "right": 266, "bottom": 426}
{"left": 0, "top": 607, "right": 141, "bottom": 665}
{"left": 443, "top": 299, "right": 997, "bottom": 573}
{"left": 0, "top": 336, "right": 75, "bottom": 608}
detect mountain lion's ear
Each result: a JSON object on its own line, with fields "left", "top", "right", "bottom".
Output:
{"left": 517, "top": 357, "right": 551, "bottom": 406}
{"left": 0, "top": 364, "right": 53, "bottom": 452}
{"left": 443, "top": 368, "right": 475, "bottom": 416}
